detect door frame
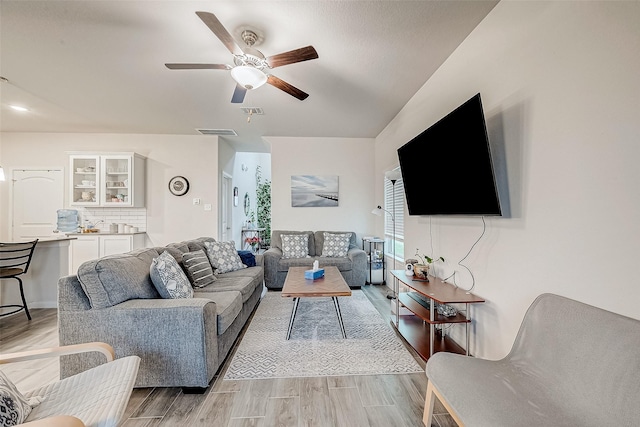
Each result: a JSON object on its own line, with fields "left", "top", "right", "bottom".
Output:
{"left": 220, "top": 172, "right": 233, "bottom": 242}
{"left": 9, "top": 166, "right": 65, "bottom": 240}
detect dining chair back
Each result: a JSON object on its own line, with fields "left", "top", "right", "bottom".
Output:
{"left": 0, "top": 239, "right": 39, "bottom": 320}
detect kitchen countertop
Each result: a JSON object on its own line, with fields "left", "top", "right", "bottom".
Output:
{"left": 65, "top": 232, "right": 146, "bottom": 236}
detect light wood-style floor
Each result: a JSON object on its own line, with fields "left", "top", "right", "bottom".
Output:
{"left": 0, "top": 285, "right": 456, "bottom": 427}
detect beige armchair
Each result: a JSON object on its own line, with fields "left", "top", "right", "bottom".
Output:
{"left": 0, "top": 342, "right": 140, "bottom": 427}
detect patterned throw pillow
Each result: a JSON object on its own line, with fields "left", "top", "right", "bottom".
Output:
{"left": 150, "top": 251, "right": 194, "bottom": 299}
{"left": 204, "top": 241, "right": 247, "bottom": 274}
{"left": 281, "top": 234, "right": 310, "bottom": 259}
{"left": 182, "top": 250, "right": 216, "bottom": 288}
{"left": 0, "top": 370, "right": 41, "bottom": 426}
{"left": 321, "top": 232, "right": 352, "bottom": 257}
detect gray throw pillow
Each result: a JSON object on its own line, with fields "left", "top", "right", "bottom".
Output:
{"left": 0, "top": 370, "right": 42, "bottom": 425}
{"left": 150, "top": 251, "right": 194, "bottom": 299}
{"left": 182, "top": 249, "right": 216, "bottom": 288}
{"left": 321, "top": 232, "right": 352, "bottom": 257}
{"left": 204, "top": 241, "right": 246, "bottom": 274}
{"left": 281, "top": 234, "right": 310, "bottom": 259}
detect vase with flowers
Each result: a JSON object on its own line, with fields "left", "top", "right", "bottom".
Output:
{"left": 245, "top": 236, "right": 261, "bottom": 253}
{"left": 412, "top": 249, "right": 445, "bottom": 281}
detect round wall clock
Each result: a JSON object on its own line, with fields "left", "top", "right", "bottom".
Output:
{"left": 168, "top": 176, "right": 190, "bottom": 196}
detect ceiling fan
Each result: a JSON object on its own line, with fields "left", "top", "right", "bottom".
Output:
{"left": 165, "top": 11, "right": 318, "bottom": 103}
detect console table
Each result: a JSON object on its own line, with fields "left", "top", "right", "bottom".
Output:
{"left": 390, "top": 270, "right": 485, "bottom": 360}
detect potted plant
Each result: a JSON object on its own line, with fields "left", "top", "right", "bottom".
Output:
{"left": 245, "top": 236, "right": 261, "bottom": 253}
{"left": 413, "top": 249, "right": 445, "bottom": 280}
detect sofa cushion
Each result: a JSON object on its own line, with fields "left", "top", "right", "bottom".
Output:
{"left": 271, "top": 230, "right": 315, "bottom": 256}
{"left": 210, "top": 276, "right": 257, "bottom": 303}
{"left": 314, "top": 231, "right": 357, "bottom": 256}
{"left": 77, "top": 247, "right": 161, "bottom": 309}
{"left": 277, "top": 256, "right": 353, "bottom": 272}
{"left": 182, "top": 250, "right": 216, "bottom": 288}
{"left": 204, "top": 241, "right": 246, "bottom": 274}
{"left": 320, "top": 232, "right": 352, "bottom": 257}
{"left": 192, "top": 290, "right": 242, "bottom": 335}
{"left": 150, "top": 251, "right": 194, "bottom": 299}
{"left": 281, "top": 234, "right": 311, "bottom": 259}
{"left": 187, "top": 237, "right": 216, "bottom": 253}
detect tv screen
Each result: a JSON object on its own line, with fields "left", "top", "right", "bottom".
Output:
{"left": 398, "top": 93, "right": 501, "bottom": 216}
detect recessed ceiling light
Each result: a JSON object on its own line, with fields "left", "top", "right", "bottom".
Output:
{"left": 10, "top": 105, "right": 29, "bottom": 112}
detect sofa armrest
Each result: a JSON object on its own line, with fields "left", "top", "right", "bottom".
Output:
{"left": 59, "top": 298, "right": 218, "bottom": 387}
{"left": 263, "top": 247, "right": 283, "bottom": 288}
{"left": 347, "top": 248, "right": 367, "bottom": 286}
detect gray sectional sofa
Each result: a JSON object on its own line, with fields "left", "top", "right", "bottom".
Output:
{"left": 263, "top": 230, "right": 367, "bottom": 289}
{"left": 57, "top": 237, "right": 263, "bottom": 390}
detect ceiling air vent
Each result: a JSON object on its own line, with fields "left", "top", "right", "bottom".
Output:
{"left": 240, "top": 107, "right": 264, "bottom": 115}
{"left": 196, "top": 129, "right": 238, "bottom": 136}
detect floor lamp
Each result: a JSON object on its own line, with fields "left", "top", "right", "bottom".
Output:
{"left": 372, "top": 170, "right": 401, "bottom": 302}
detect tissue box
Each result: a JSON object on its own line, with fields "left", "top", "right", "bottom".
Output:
{"left": 305, "top": 268, "right": 325, "bottom": 280}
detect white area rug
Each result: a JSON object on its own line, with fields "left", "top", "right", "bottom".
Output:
{"left": 224, "top": 290, "right": 423, "bottom": 380}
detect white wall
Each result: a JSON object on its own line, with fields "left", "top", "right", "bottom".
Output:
{"left": 375, "top": 1, "right": 640, "bottom": 359}
{"left": 0, "top": 133, "right": 219, "bottom": 245}
{"left": 268, "top": 136, "right": 376, "bottom": 242}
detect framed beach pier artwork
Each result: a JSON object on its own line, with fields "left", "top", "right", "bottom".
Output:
{"left": 291, "top": 175, "right": 339, "bottom": 207}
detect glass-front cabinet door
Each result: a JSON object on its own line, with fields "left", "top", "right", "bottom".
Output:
{"left": 70, "top": 155, "right": 100, "bottom": 206}
{"left": 101, "top": 155, "right": 133, "bottom": 206}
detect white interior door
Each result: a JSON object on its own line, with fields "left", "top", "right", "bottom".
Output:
{"left": 12, "top": 169, "right": 64, "bottom": 240}
{"left": 221, "top": 174, "right": 232, "bottom": 242}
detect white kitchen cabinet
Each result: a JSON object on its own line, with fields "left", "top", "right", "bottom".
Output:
{"left": 69, "top": 152, "right": 145, "bottom": 207}
{"left": 70, "top": 234, "right": 146, "bottom": 273}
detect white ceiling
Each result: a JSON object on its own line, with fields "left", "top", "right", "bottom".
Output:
{"left": 0, "top": 1, "right": 497, "bottom": 152}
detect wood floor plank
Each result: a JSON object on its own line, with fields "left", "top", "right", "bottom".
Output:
{"left": 264, "top": 396, "right": 299, "bottom": 427}
{"left": 192, "top": 391, "right": 236, "bottom": 426}
{"left": 227, "top": 417, "right": 265, "bottom": 427}
{"left": 380, "top": 373, "right": 427, "bottom": 427}
{"left": 121, "top": 417, "right": 162, "bottom": 427}
{"left": 229, "top": 379, "right": 275, "bottom": 418}
{"left": 327, "top": 375, "right": 356, "bottom": 389}
{"left": 328, "top": 386, "right": 370, "bottom": 427}
{"left": 123, "top": 389, "right": 154, "bottom": 421}
{"left": 299, "top": 377, "right": 335, "bottom": 427}
{"left": 131, "top": 387, "right": 181, "bottom": 418}
{"left": 155, "top": 391, "right": 209, "bottom": 426}
{"left": 433, "top": 413, "right": 459, "bottom": 427}
{"left": 355, "top": 375, "right": 396, "bottom": 406}
{"left": 212, "top": 377, "right": 242, "bottom": 393}
{"left": 366, "top": 404, "right": 411, "bottom": 427}
{"left": 270, "top": 377, "right": 300, "bottom": 397}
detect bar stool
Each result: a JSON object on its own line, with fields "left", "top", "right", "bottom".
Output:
{"left": 0, "top": 239, "right": 38, "bottom": 320}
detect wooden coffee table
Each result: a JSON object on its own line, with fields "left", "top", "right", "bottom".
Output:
{"left": 281, "top": 266, "right": 352, "bottom": 340}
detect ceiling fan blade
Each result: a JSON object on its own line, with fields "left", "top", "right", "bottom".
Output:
{"left": 266, "top": 46, "right": 318, "bottom": 68}
{"left": 231, "top": 84, "right": 247, "bottom": 103}
{"left": 267, "top": 75, "right": 309, "bottom": 101}
{"left": 165, "top": 63, "right": 231, "bottom": 70}
{"left": 195, "top": 11, "right": 244, "bottom": 56}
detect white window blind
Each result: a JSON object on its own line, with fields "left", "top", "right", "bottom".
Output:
{"left": 384, "top": 170, "right": 404, "bottom": 260}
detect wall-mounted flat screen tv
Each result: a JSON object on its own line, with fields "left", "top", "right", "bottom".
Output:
{"left": 397, "top": 93, "right": 502, "bottom": 216}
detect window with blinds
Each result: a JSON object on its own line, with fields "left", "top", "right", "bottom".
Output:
{"left": 384, "top": 171, "right": 404, "bottom": 262}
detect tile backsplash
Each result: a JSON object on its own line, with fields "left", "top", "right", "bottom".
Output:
{"left": 78, "top": 207, "right": 147, "bottom": 232}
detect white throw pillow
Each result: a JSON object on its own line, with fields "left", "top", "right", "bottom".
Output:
{"left": 281, "top": 234, "right": 310, "bottom": 259}
{"left": 204, "top": 241, "right": 246, "bottom": 274}
{"left": 321, "top": 232, "right": 352, "bottom": 257}
{"left": 150, "top": 251, "right": 194, "bottom": 299}
{"left": 0, "top": 370, "right": 43, "bottom": 426}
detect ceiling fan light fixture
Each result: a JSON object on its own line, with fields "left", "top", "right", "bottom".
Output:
{"left": 230, "top": 66, "right": 267, "bottom": 90}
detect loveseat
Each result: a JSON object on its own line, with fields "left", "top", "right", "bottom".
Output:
{"left": 57, "top": 237, "right": 263, "bottom": 390}
{"left": 263, "top": 230, "right": 366, "bottom": 289}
